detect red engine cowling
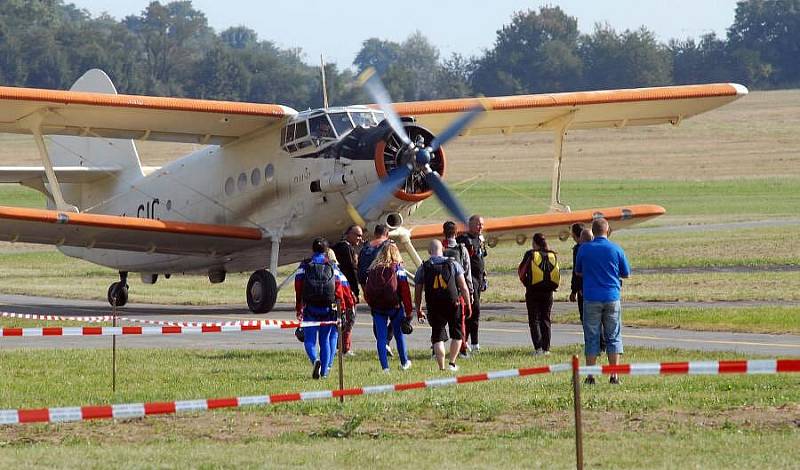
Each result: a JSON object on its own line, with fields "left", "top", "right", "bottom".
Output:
{"left": 373, "top": 124, "right": 446, "bottom": 202}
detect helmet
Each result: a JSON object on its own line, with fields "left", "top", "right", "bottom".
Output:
{"left": 400, "top": 317, "right": 413, "bottom": 335}
{"left": 294, "top": 327, "right": 305, "bottom": 342}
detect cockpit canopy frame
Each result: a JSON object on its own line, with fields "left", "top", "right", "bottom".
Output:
{"left": 280, "top": 106, "right": 385, "bottom": 154}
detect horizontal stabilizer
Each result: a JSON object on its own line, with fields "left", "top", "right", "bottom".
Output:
{"left": 0, "top": 166, "right": 122, "bottom": 184}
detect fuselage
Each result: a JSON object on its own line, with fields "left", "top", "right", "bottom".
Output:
{"left": 59, "top": 106, "right": 429, "bottom": 276}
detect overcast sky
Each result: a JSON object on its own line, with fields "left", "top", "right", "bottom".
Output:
{"left": 73, "top": 0, "right": 740, "bottom": 68}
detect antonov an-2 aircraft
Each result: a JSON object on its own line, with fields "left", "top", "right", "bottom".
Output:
{"left": 0, "top": 68, "right": 747, "bottom": 313}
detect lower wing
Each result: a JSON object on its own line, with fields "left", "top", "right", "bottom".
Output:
{"left": 408, "top": 204, "right": 664, "bottom": 247}
{"left": 0, "top": 205, "right": 264, "bottom": 256}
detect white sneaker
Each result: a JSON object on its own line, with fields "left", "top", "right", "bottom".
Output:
{"left": 382, "top": 368, "right": 391, "bottom": 374}
{"left": 543, "top": 350, "right": 551, "bottom": 356}
{"left": 401, "top": 360, "right": 412, "bottom": 370}
{"left": 448, "top": 362, "right": 458, "bottom": 372}
{"left": 345, "top": 350, "right": 356, "bottom": 357}
{"left": 472, "top": 343, "right": 480, "bottom": 352}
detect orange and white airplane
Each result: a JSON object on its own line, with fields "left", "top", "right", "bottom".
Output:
{"left": 0, "top": 68, "right": 746, "bottom": 313}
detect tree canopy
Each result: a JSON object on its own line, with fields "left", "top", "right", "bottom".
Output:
{"left": 0, "top": 1, "right": 797, "bottom": 108}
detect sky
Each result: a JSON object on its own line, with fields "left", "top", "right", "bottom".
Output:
{"left": 73, "top": 0, "right": 740, "bottom": 68}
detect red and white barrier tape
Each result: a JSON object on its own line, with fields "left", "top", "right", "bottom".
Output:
{"left": 0, "top": 363, "right": 569, "bottom": 425}
{"left": 0, "top": 321, "right": 336, "bottom": 337}
{"left": 580, "top": 359, "right": 800, "bottom": 375}
{"left": 0, "top": 311, "right": 299, "bottom": 328}
{"left": 1, "top": 311, "right": 113, "bottom": 323}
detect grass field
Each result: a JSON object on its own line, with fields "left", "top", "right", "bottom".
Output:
{"left": 0, "top": 346, "right": 797, "bottom": 469}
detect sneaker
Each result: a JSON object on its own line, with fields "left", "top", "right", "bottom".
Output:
{"left": 584, "top": 375, "right": 596, "bottom": 385}
{"left": 344, "top": 350, "right": 356, "bottom": 357}
{"left": 448, "top": 362, "right": 459, "bottom": 372}
{"left": 459, "top": 351, "right": 470, "bottom": 359}
{"left": 386, "top": 344, "right": 394, "bottom": 358}
{"left": 401, "top": 360, "right": 412, "bottom": 370}
{"left": 312, "top": 360, "right": 321, "bottom": 380}
{"left": 609, "top": 375, "right": 620, "bottom": 385}
{"left": 472, "top": 343, "right": 480, "bottom": 352}
{"left": 543, "top": 350, "right": 551, "bottom": 356}
{"left": 382, "top": 368, "right": 391, "bottom": 374}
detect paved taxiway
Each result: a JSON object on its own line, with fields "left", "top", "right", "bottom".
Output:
{"left": 0, "top": 294, "right": 797, "bottom": 357}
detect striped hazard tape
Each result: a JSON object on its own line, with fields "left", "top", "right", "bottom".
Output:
{"left": 0, "top": 364, "right": 569, "bottom": 425}
{"left": 0, "top": 321, "right": 335, "bottom": 337}
{"left": 0, "top": 311, "right": 300, "bottom": 328}
{"left": 580, "top": 359, "right": 800, "bottom": 375}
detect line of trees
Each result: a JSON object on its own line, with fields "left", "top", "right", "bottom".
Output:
{"left": 0, "top": 1, "right": 797, "bottom": 109}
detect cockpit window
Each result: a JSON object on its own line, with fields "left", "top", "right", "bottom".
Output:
{"left": 329, "top": 112, "right": 354, "bottom": 136}
{"left": 309, "top": 115, "right": 336, "bottom": 142}
{"left": 294, "top": 120, "right": 309, "bottom": 139}
{"left": 351, "top": 111, "right": 376, "bottom": 127}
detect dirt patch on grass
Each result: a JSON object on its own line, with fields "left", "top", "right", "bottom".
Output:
{"left": 1, "top": 404, "right": 796, "bottom": 447}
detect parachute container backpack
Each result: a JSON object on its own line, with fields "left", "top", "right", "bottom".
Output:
{"left": 530, "top": 251, "right": 560, "bottom": 291}
{"left": 365, "top": 264, "right": 399, "bottom": 310}
{"left": 302, "top": 262, "right": 337, "bottom": 307}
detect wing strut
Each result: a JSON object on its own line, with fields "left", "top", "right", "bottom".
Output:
{"left": 547, "top": 111, "right": 576, "bottom": 213}
{"left": 18, "top": 112, "right": 78, "bottom": 213}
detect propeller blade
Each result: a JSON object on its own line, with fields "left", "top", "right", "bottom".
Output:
{"left": 357, "top": 67, "right": 411, "bottom": 146}
{"left": 429, "top": 103, "right": 487, "bottom": 152}
{"left": 356, "top": 164, "right": 413, "bottom": 216}
{"left": 425, "top": 171, "right": 469, "bottom": 225}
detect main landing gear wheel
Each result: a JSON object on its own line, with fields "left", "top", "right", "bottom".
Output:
{"left": 107, "top": 282, "right": 129, "bottom": 307}
{"left": 247, "top": 269, "right": 277, "bottom": 314}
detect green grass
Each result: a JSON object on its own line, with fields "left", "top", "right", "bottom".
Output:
{"left": 0, "top": 185, "right": 45, "bottom": 208}
{"left": 0, "top": 346, "right": 797, "bottom": 468}
{"left": 556, "top": 306, "right": 800, "bottom": 335}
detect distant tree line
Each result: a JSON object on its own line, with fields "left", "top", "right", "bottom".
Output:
{"left": 0, "top": 1, "right": 797, "bottom": 109}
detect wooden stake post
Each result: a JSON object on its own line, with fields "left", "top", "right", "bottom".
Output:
{"left": 572, "top": 355, "right": 584, "bottom": 470}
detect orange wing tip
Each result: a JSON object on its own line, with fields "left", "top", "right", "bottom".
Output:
{"left": 0, "top": 206, "right": 263, "bottom": 240}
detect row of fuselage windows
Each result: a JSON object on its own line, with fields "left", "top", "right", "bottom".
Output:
{"left": 224, "top": 163, "right": 275, "bottom": 196}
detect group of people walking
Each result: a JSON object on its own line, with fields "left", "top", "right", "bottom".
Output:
{"left": 294, "top": 214, "right": 628, "bottom": 384}
{"left": 294, "top": 215, "right": 488, "bottom": 378}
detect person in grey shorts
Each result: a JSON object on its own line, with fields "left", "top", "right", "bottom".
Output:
{"left": 574, "top": 218, "right": 630, "bottom": 385}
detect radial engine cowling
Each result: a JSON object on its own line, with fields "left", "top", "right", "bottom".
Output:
{"left": 373, "top": 124, "right": 446, "bottom": 202}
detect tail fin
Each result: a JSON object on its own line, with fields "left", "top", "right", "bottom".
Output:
{"left": 50, "top": 69, "right": 144, "bottom": 211}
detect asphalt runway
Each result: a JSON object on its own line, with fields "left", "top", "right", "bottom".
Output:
{"left": 0, "top": 294, "right": 797, "bottom": 357}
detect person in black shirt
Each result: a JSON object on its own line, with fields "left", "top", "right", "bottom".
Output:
{"left": 456, "top": 214, "right": 487, "bottom": 352}
{"left": 331, "top": 224, "right": 363, "bottom": 355}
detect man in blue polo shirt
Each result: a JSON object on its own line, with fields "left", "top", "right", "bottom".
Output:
{"left": 575, "top": 217, "right": 631, "bottom": 385}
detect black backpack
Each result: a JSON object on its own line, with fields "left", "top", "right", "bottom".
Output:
{"left": 443, "top": 243, "right": 465, "bottom": 267}
{"left": 357, "top": 241, "right": 387, "bottom": 286}
{"left": 423, "top": 260, "right": 459, "bottom": 306}
{"left": 302, "top": 261, "right": 336, "bottom": 307}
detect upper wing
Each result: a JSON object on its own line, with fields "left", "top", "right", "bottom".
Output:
{"left": 409, "top": 205, "right": 665, "bottom": 247}
{"left": 0, "top": 205, "right": 264, "bottom": 256}
{"left": 0, "top": 80, "right": 294, "bottom": 146}
{"left": 392, "top": 83, "right": 747, "bottom": 135}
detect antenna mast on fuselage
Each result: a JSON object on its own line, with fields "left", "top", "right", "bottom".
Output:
{"left": 320, "top": 54, "right": 329, "bottom": 109}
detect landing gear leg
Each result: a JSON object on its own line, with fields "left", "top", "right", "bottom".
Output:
{"left": 246, "top": 238, "right": 280, "bottom": 314}
{"left": 107, "top": 271, "right": 129, "bottom": 307}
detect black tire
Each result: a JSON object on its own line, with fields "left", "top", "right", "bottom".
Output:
{"left": 107, "top": 282, "right": 129, "bottom": 307}
{"left": 246, "top": 269, "right": 277, "bottom": 314}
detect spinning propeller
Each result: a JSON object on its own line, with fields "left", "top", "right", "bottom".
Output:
{"left": 354, "top": 68, "right": 486, "bottom": 225}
